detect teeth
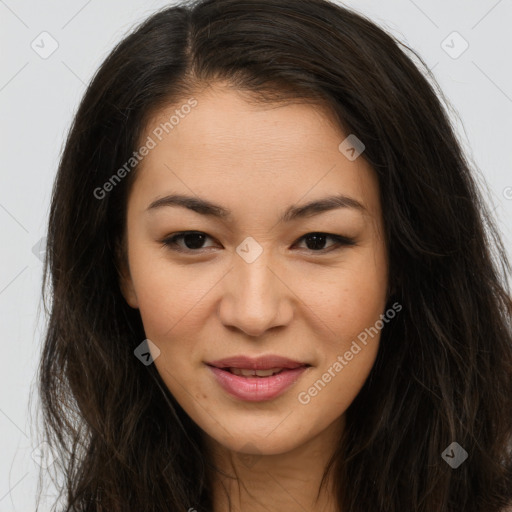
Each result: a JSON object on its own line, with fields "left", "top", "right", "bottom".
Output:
{"left": 229, "top": 367, "right": 283, "bottom": 377}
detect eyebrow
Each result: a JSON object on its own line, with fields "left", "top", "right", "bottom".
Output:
{"left": 146, "top": 193, "right": 367, "bottom": 222}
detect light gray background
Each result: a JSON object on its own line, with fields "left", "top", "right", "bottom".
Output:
{"left": 1, "top": 0, "right": 511, "bottom": 510}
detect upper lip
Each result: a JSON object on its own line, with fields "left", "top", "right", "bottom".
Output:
{"left": 206, "top": 355, "right": 310, "bottom": 370}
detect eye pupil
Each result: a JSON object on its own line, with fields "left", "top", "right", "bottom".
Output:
{"left": 183, "top": 232, "right": 206, "bottom": 249}
{"left": 304, "top": 233, "right": 327, "bottom": 251}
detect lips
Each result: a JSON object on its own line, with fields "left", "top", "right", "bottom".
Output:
{"left": 205, "top": 355, "right": 311, "bottom": 401}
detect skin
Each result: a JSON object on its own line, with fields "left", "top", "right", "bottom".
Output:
{"left": 119, "top": 82, "right": 389, "bottom": 512}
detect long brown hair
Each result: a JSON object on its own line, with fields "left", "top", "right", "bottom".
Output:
{"left": 37, "top": 0, "right": 512, "bottom": 510}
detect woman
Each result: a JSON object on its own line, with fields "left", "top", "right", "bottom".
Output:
{"left": 37, "top": 0, "right": 512, "bottom": 510}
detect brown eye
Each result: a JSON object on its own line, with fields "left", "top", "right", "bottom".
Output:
{"left": 294, "top": 233, "right": 356, "bottom": 252}
{"left": 162, "top": 231, "right": 217, "bottom": 252}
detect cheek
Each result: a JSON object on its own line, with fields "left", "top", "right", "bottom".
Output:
{"left": 300, "top": 250, "right": 388, "bottom": 341}
{"left": 126, "top": 231, "right": 222, "bottom": 339}
{"left": 296, "top": 271, "right": 387, "bottom": 419}
{"left": 134, "top": 272, "right": 178, "bottom": 336}
{"left": 294, "top": 248, "right": 387, "bottom": 409}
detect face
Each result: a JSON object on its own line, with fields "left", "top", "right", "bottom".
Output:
{"left": 119, "top": 83, "right": 389, "bottom": 457}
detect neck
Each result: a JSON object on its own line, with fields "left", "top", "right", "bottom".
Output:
{"left": 202, "top": 416, "right": 344, "bottom": 512}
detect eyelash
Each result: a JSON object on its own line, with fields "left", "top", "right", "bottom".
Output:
{"left": 160, "top": 231, "right": 356, "bottom": 255}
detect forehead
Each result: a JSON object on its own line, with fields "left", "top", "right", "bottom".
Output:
{"left": 147, "top": 85, "right": 344, "bottom": 157}
{"left": 129, "top": 84, "right": 381, "bottom": 223}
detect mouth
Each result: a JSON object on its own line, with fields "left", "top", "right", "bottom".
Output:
{"left": 205, "top": 355, "right": 312, "bottom": 401}
{"left": 211, "top": 366, "right": 309, "bottom": 377}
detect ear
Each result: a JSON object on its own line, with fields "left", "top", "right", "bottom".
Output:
{"left": 386, "top": 273, "right": 400, "bottom": 302}
{"left": 119, "top": 268, "right": 139, "bottom": 309}
{"left": 115, "top": 237, "right": 139, "bottom": 309}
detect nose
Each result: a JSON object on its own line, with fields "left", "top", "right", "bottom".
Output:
{"left": 217, "top": 250, "right": 294, "bottom": 337}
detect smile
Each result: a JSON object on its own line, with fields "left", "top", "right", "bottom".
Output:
{"left": 206, "top": 364, "right": 310, "bottom": 401}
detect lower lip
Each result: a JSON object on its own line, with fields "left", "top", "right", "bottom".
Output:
{"left": 207, "top": 365, "right": 309, "bottom": 402}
